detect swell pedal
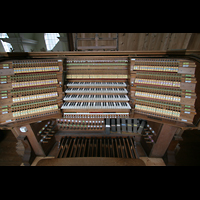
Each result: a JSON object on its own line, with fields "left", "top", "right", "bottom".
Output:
{"left": 106, "top": 118, "right": 110, "bottom": 134}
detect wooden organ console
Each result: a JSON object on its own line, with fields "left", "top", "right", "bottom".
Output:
{"left": 0, "top": 51, "right": 200, "bottom": 166}
{"left": 62, "top": 56, "right": 130, "bottom": 119}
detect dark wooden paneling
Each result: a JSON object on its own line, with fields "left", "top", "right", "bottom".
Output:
{"left": 175, "top": 129, "right": 200, "bottom": 166}
{"left": 0, "top": 130, "right": 22, "bottom": 166}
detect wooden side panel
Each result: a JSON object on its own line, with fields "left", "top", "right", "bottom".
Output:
{"left": 149, "top": 124, "right": 178, "bottom": 157}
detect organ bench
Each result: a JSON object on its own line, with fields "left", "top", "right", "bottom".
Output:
{"left": 0, "top": 50, "right": 200, "bottom": 166}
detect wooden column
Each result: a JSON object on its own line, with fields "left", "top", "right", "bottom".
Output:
{"left": 17, "top": 135, "right": 36, "bottom": 166}
{"left": 149, "top": 124, "right": 178, "bottom": 158}
{"left": 12, "top": 124, "right": 45, "bottom": 156}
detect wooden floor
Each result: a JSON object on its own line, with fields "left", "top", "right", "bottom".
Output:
{"left": 1, "top": 129, "right": 200, "bottom": 166}
{"left": 0, "top": 130, "right": 22, "bottom": 166}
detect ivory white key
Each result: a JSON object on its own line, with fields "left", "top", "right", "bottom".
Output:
{"left": 65, "top": 87, "right": 128, "bottom": 93}
{"left": 63, "top": 94, "right": 129, "bottom": 101}
{"left": 61, "top": 101, "right": 131, "bottom": 109}
{"left": 66, "top": 81, "right": 127, "bottom": 87}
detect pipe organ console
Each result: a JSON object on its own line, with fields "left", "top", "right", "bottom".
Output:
{"left": 0, "top": 52, "right": 199, "bottom": 165}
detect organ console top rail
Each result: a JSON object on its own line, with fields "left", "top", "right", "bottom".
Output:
{"left": 0, "top": 50, "right": 200, "bottom": 165}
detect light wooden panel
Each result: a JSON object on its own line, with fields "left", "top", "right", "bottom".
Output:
{"left": 118, "top": 33, "right": 196, "bottom": 51}
{"left": 69, "top": 33, "right": 200, "bottom": 51}
{"left": 187, "top": 33, "right": 200, "bottom": 50}
{"left": 75, "top": 33, "right": 117, "bottom": 50}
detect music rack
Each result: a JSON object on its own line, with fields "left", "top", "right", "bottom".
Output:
{"left": 0, "top": 52, "right": 199, "bottom": 165}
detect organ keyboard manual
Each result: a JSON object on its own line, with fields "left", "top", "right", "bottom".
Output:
{"left": 0, "top": 51, "right": 200, "bottom": 165}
